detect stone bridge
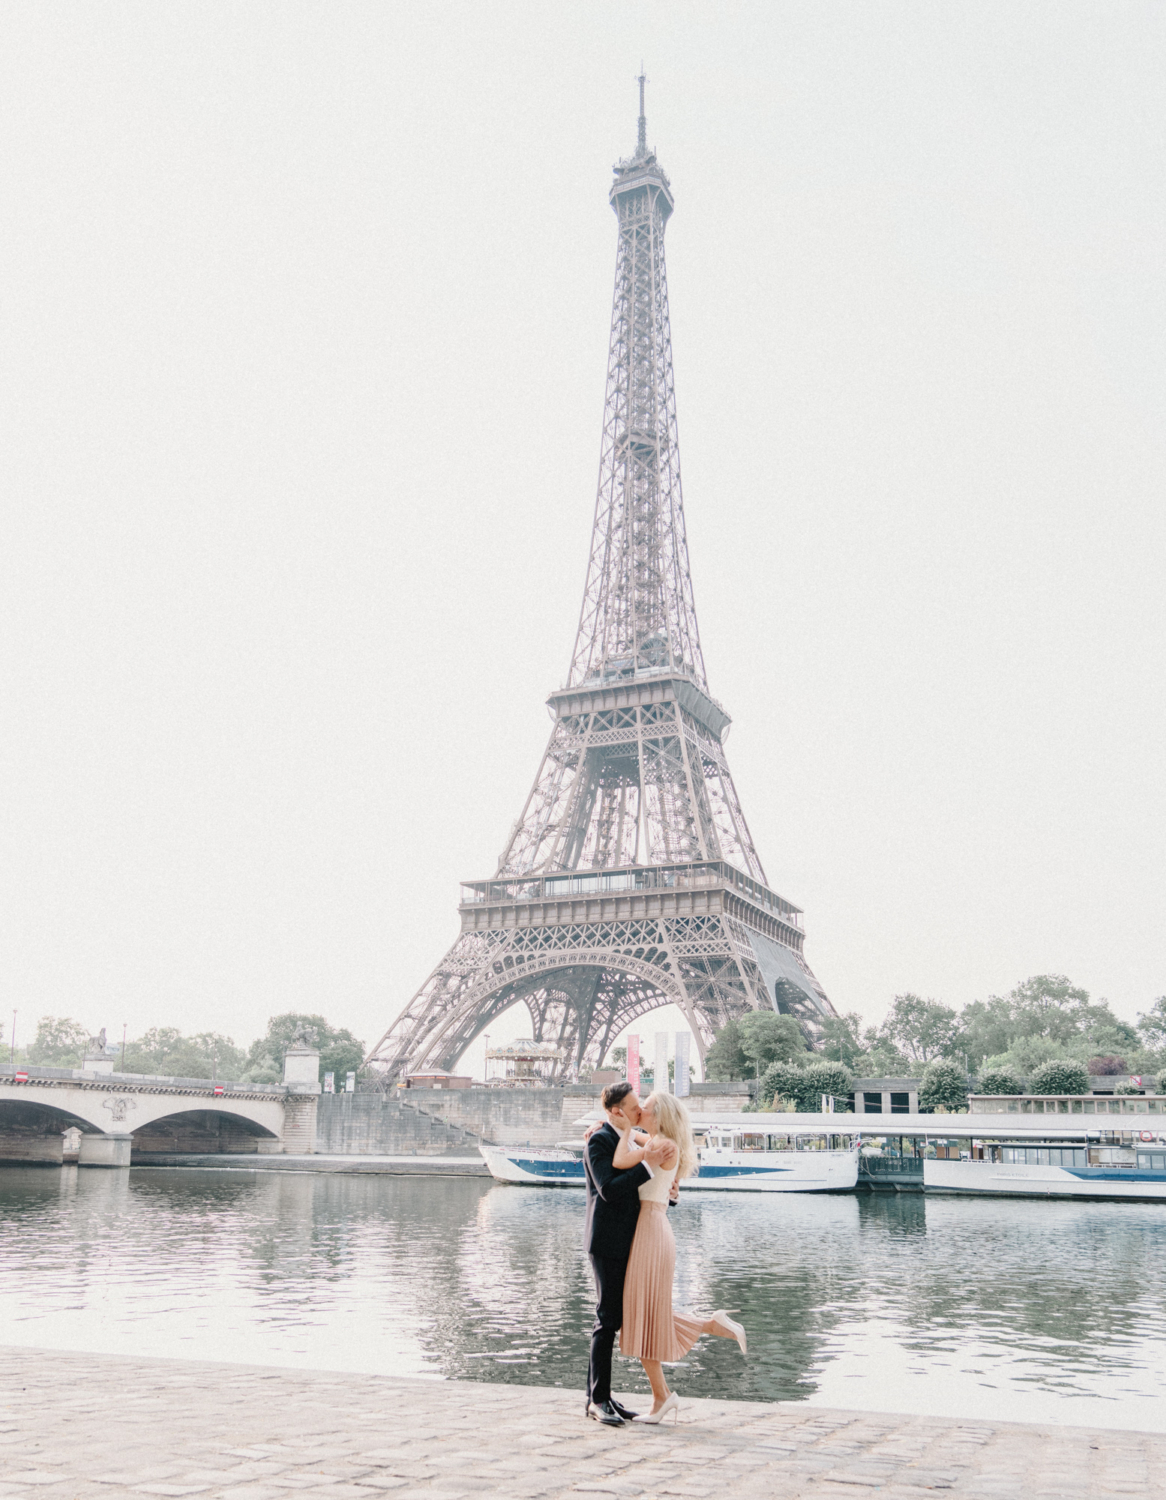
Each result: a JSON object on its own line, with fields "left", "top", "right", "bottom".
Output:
{"left": 0, "top": 1061, "right": 320, "bottom": 1167}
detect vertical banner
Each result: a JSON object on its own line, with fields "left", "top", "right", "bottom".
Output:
{"left": 655, "top": 1032, "right": 671, "bottom": 1095}
{"left": 674, "top": 1031, "right": 690, "bottom": 1097}
{"left": 626, "top": 1034, "right": 640, "bottom": 1093}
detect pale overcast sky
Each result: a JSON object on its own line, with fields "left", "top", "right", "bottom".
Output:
{"left": 1, "top": 3, "right": 1162, "bottom": 1072}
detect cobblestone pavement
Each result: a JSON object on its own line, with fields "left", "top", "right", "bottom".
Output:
{"left": 1, "top": 1348, "right": 1161, "bottom": 1500}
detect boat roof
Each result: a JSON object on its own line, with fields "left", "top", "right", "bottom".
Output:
{"left": 688, "top": 1111, "right": 1166, "bottom": 1140}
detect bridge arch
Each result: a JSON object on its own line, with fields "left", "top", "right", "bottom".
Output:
{"left": 131, "top": 1107, "right": 280, "bottom": 1156}
{"left": 0, "top": 1098, "right": 101, "bottom": 1165}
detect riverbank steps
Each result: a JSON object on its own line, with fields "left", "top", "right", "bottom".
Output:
{"left": 2, "top": 1348, "right": 1163, "bottom": 1499}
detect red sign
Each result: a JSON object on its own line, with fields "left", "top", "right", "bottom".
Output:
{"left": 626, "top": 1034, "right": 640, "bottom": 1093}
{"left": 213, "top": 1084, "right": 224, "bottom": 1095}
{"left": 1130, "top": 1076, "right": 1143, "bottom": 1087}
{"left": 14, "top": 1071, "right": 28, "bottom": 1083}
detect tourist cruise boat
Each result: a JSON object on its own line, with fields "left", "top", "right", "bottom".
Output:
{"left": 479, "top": 1118, "right": 860, "bottom": 1193}
{"left": 923, "top": 1139, "right": 1166, "bottom": 1200}
{"left": 481, "top": 1103, "right": 1166, "bottom": 1201}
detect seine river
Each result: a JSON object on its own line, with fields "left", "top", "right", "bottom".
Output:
{"left": 3, "top": 1166, "right": 1166, "bottom": 1432}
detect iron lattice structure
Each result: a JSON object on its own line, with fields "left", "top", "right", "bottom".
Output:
{"left": 368, "top": 83, "right": 836, "bottom": 1082}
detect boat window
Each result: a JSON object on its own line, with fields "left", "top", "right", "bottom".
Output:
{"left": 796, "top": 1134, "right": 827, "bottom": 1151}
{"left": 1137, "top": 1152, "right": 1166, "bottom": 1170}
{"left": 737, "top": 1133, "right": 766, "bottom": 1152}
{"left": 1001, "top": 1146, "right": 1087, "bottom": 1167}
{"left": 766, "top": 1134, "right": 791, "bottom": 1151}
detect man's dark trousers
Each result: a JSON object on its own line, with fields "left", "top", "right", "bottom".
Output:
{"left": 586, "top": 1253, "right": 627, "bottom": 1408}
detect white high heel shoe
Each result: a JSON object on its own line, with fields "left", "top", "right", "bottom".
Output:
{"left": 633, "top": 1391, "right": 680, "bottom": 1424}
{"left": 712, "top": 1308, "right": 747, "bottom": 1356}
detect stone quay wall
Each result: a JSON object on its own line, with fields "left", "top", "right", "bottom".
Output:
{"left": 315, "top": 1080, "right": 759, "bottom": 1154}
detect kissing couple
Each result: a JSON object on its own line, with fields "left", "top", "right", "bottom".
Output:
{"left": 583, "top": 1081, "right": 748, "bottom": 1425}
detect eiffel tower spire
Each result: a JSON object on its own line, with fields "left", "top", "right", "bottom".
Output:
{"left": 569, "top": 72, "right": 705, "bottom": 699}
{"left": 367, "top": 89, "right": 835, "bottom": 1083}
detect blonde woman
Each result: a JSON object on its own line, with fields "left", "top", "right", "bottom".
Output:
{"left": 611, "top": 1092, "right": 747, "bottom": 1422}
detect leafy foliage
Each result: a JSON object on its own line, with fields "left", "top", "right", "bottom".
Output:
{"left": 26, "top": 1017, "right": 90, "bottom": 1068}
{"left": 703, "top": 1018, "right": 750, "bottom": 1081}
{"left": 876, "top": 974, "right": 1151, "bottom": 1078}
{"left": 918, "top": 1060, "right": 968, "bottom": 1113}
{"left": 759, "top": 1059, "right": 854, "bottom": 1112}
{"left": 1028, "top": 1059, "right": 1089, "bottom": 1096}
{"left": 977, "top": 1068, "right": 1026, "bottom": 1095}
{"left": 1137, "top": 998, "right": 1166, "bottom": 1047}
{"left": 1086, "top": 1055, "right": 1127, "bottom": 1076}
{"left": 874, "top": 995, "right": 961, "bottom": 1063}
{"left": 737, "top": 1011, "right": 806, "bottom": 1074}
{"left": 122, "top": 1028, "right": 246, "bottom": 1080}
{"left": 245, "top": 1013, "right": 365, "bottom": 1086}
{"left": 817, "top": 1013, "right": 866, "bottom": 1068}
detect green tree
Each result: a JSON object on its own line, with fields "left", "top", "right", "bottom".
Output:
{"left": 703, "top": 1019, "right": 749, "bottom": 1081}
{"left": 1029, "top": 1059, "right": 1089, "bottom": 1096}
{"left": 603, "top": 1046, "right": 627, "bottom": 1071}
{"left": 1006, "top": 975, "right": 1130, "bottom": 1046}
{"left": 738, "top": 1011, "right": 806, "bottom": 1076}
{"left": 246, "top": 1013, "right": 366, "bottom": 1086}
{"left": 817, "top": 1012, "right": 866, "bottom": 1068}
{"left": 958, "top": 997, "right": 1016, "bottom": 1070}
{"left": 26, "top": 1017, "right": 90, "bottom": 1068}
{"left": 918, "top": 1059, "right": 968, "bottom": 1113}
{"left": 759, "top": 1060, "right": 805, "bottom": 1109}
{"left": 796, "top": 1060, "right": 854, "bottom": 1112}
{"left": 977, "top": 1068, "right": 1026, "bottom": 1095}
{"left": 1137, "top": 997, "right": 1166, "bottom": 1048}
{"left": 759, "top": 1059, "right": 853, "bottom": 1112}
{"left": 876, "top": 994, "right": 961, "bottom": 1063}
{"left": 979, "top": 1035, "right": 1061, "bottom": 1080}
{"left": 852, "top": 1038, "right": 910, "bottom": 1077}
{"left": 121, "top": 1027, "right": 184, "bottom": 1073}
{"left": 122, "top": 1028, "right": 245, "bottom": 1080}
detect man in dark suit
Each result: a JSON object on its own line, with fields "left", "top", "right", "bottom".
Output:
{"left": 583, "top": 1081, "right": 670, "bottom": 1426}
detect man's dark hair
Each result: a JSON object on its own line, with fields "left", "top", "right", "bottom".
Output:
{"left": 602, "top": 1080, "right": 634, "bottom": 1112}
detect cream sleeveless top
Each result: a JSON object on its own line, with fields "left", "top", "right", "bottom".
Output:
{"left": 638, "top": 1156, "right": 679, "bottom": 1204}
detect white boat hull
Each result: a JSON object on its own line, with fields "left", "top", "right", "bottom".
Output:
{"left": 926, "top": 1159, "right": 1166, "bottom": 1200}
{"left": 479, "top": 1144, "right": 858, "bottom": 1193}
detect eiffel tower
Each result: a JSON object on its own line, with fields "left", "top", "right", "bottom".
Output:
{"left": 368, "top": 80, "right": 836, "bottom": 1083}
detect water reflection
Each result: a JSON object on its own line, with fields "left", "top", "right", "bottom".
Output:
{"left": 2, "top": 1168, "right": 1166, "bottom": 1430}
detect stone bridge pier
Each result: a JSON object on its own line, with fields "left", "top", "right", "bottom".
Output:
{"left": 0, "top": 1044, "right": 322, "bottom": 1167}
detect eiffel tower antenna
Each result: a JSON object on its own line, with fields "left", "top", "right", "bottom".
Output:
{"left": 367, "top": 93, "right": 836, "bottom": 1084}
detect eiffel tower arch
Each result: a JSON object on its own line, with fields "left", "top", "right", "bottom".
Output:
{"left": 368, "top": 79, "right": 837, "bottom": 1083}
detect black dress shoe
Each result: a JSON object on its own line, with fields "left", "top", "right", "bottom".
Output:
{"left": 586, "top": 1400, "right": 626, "bottom": 1426}
{"left": 611, "top": 1400, "right": 640, "bottom": 1421}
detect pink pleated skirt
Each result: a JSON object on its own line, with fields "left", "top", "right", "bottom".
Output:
{"left": 620, "top": 1202, "right": 705, "bottom": 1362}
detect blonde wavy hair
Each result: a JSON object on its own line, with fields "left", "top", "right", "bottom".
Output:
{"left": 644, "top": 1092, "right": 698, "bottom": 1180}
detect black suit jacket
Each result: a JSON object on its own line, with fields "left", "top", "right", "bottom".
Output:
{"left": 583, "top": 1121, "right": 651, "bottom": 1261}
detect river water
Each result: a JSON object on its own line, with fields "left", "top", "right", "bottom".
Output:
{"left": 3, "top": 1166, "right": 1166, "bottom": 1431}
